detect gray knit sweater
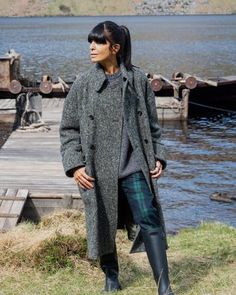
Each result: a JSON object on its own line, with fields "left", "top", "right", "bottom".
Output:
{"left": 105, "top": 70, "right": 141, "bottom": 179}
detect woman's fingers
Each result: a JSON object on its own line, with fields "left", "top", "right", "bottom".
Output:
{"left": 73, "top": 167, "right": 95, "bottom": 189}
{"left": 83, "top": 173, "right": 95, "bottom": 181}
{"left": 150, "top": 169, "right": 162, "bottom": 179}
{"left": 79, "top": 174, "right": 94, "bottom": 189}
{"left": 150, "top": 168, "right": 162, "bottom": 179}
{"left": 150, "top": 161, "right": 163, "bottom": 179}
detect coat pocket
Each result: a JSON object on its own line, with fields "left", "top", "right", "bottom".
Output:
{"left": 78, "top": 185, "right": 96, "bottom": 207}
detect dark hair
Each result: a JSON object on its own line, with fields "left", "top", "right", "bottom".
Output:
{"left": 88, "top": 21, "right": 132, "bottom": 70}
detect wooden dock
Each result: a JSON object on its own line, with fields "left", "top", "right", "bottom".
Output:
{"left": 0, "top": 99, "right": 82, "bottom": 223}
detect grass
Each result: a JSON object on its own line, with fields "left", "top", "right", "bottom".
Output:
{"left": 0, "top": 209, "right": 235, "bottom": 295}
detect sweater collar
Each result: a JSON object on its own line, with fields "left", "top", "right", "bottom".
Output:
{"left": 93, "top": 62, "right": 134, "bottom": 92}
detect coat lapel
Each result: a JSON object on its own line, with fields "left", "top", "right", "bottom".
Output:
{"left": 92, "top": 62, "right": 134, "bottom": 93}
{"left": 93, "top": 63, "right": 107, "bottom": 92}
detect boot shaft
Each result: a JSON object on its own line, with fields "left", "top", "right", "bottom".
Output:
{"left": 141, "top": 227, "right": 174, "bottom": 295}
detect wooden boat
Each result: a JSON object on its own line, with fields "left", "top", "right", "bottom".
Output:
{"left": 149, "top": 72, "right": 236, "bottom": 116}
{"left": 0, "top": 50, "right": 189, "bottom": 121}
{"left": 0, "top": 50, "right": 236, "bottom": 120}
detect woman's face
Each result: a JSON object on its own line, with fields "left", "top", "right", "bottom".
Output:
{"left": 89, "top": 40, "right": 120, "bottom": 64}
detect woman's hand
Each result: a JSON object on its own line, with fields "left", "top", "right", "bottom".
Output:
{"left": 150, "top": 160, "right": 163, "bottom": 179}
{"left": 73, "top": 167, "right": 95, "bottom": 189}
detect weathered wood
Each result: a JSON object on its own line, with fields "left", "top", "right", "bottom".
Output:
{"left": 0, "top": 188, "right": 17, "bottom": 229}
{"left": 0, "top": 99, "right": 78, "bottom": 197}
{"left": 0, "top": 196, "right": 26, "bottom": 201}
{"left": 181, "top": 89, "right": 190, "bottom": 120}
{"left": 0, "top": 213, "right": 19, "bottom": 218}
{"left": 151, "top": 78, "right": 163, "bottom": 92}
{"left": 28, "top": 192, "right": 80, "bottom": 199}
{"left": 183, "top": 73, "right": 218, "bottom": 89}
{"left": 191, "top": 74, "right": 218, "bottom": 87}
{"left": 0, "top": 188, "right": 7, "bottom": 207}
{"left": 24, "top": 198, "right": 73, "bottom": 208}
{"left": 4, "top": 189, "right": 28, "bottom": 230}
{"left": 0, "top": 189, "right": 28, "bottom": 230}
{"left": 153, "top": 74, "right": 179, "bottom": 90}
{"left": 20, "top": 194, "right": 83, "bottom": 222}
{"left": 156, "top": 96, "right": 186, "bottom": 121}
{"left": 0, "top": 51, "right": 21, "bottom": 89}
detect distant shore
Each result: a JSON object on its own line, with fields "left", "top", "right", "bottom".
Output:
{"left": 0, "top": 12, "right": 235, "bottom": 18}
{"left": 0, "top": 0, "right": 235, "bottom": 18}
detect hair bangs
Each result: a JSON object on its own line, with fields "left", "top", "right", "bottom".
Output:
{"left": 88, "top": 23, "right": 107, "bottom": 44}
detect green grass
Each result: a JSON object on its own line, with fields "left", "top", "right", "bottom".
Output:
{"left": 0, "top": 210, "right": 235, "bottom": 295}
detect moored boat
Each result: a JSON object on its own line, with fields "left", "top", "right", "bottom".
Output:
{"left": 0, "top": 50, "right": 235, "bottom": 120}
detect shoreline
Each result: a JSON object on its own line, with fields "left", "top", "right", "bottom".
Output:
{"left": 0, "top": 13, "right": 236, "bottom": 18}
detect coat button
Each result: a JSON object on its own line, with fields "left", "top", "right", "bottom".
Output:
{"left": 123, "top": 77, "right": 127, "bottom": 82}
{"left": 90, "top": 144, "right": 95, "bottom": 150}
{"left": 137, "top": 111, "right": 142, "bottom": 116}
{"left": 89, "top": 114, "right": 94, "bottom": 120}
{"left": 144, "top": 139, "right": 149, "bottom": 144}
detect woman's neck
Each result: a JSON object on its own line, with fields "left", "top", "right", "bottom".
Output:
{"left": 99, "top": 60, "right": 120, "bottom": 75}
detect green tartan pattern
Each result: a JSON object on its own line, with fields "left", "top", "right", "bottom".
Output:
{"left": 119, "top": 171, "right": 161, "bottom": 230}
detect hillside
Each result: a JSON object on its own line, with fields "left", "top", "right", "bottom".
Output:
{"left": 0, "top": 0, "right": 236, "bottom": 17}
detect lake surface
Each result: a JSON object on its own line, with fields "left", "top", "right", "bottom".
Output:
{"left": 0, "top": 15, "right": 235, "bottom": 233}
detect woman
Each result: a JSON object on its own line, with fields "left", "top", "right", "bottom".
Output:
{"left": 60, "top": 21, "right": 174, "bottom": 295}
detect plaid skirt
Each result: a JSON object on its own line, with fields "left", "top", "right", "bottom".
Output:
{"left": 118, "top": 171, "right": 162, "bottom": 230}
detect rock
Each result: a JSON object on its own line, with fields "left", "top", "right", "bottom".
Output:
{"left": 210, "top": 192, "right": 236, "bottom": 203}
{"left": 135, "top": 0, "right": 194, "bottom": 15}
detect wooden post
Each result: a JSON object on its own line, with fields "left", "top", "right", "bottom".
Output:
{"left": 181, "top": 89, "right": 190, "bottom": 120}
{"left": 184, "top": 73, "right": 218, "bottom": 89}
{"left": 151, "top": 77, "right": 163, "bottom": 91}
{"left": 153, "top": 74, "right": 179, "bottom": 91}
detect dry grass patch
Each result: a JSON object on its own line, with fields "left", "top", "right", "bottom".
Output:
{"left": 0, "top": 211, "right": 235, "bottom": 295}
{"left": 0, "top": 210, "right": 88, "bottom": 272}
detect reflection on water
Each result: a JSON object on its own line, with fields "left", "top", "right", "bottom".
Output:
{"left": 159, "top": 115, "right": 236, "bottom": 233}
{"left": 0, "top": 15, "right": 235, "bottom": 232}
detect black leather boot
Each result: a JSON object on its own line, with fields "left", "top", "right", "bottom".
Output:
{"left": 100, "top": 248, "right": 122, "bottom": 292}
{"left": 141, "top": 227, "right": 174, "bottom": 295}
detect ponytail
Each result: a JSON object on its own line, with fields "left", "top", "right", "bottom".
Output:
{"left": 119, "top": 25, "right": 132, "bottom": 70}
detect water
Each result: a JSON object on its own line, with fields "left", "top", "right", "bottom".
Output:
{"left": 160, "top": 115, "right": 236, "bottom": 232}
{"left": 0, "top": 15, "right": 236, "bottom": 80}
{"left": 0, "top": 15, "right": 235, "bottom": 232}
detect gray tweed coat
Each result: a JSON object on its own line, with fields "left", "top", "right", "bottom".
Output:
{"left": 60, "top": 62, "right": 168, "bottom": 260}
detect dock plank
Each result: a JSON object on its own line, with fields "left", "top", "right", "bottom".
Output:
{"left": 0, "top": 98, "right": 78, "bottom": 195}
{"left": 3, "top": 189, "right": 28, "bottom": 230}
{"left": 0, "top": 188, "right": 6, "bottom": 207}
{"left": 0, "top": 189, "right": 17, "bottom": 229}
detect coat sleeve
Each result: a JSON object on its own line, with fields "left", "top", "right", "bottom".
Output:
{"left": 144, "top": 78, "right": 167, "bottom": 169}
{"left": 59, "top": 78, "right": 85, "bottom": 177}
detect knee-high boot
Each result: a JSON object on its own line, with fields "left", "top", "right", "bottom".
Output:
{"left": 141, "top": 227, "right": 174, "bottom": 295}
{"left": 100, "top": 247, "right": 122, "bottom": 292}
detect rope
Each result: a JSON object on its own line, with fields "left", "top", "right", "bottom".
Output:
{"left": 16, "top": 92, "right": 50, "bottom": 132}
{"left": 189, "top": 101, "right": 236, "bottom": 114}
{"left": 17, "top": 92, "right": 43, "bottom": 126}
